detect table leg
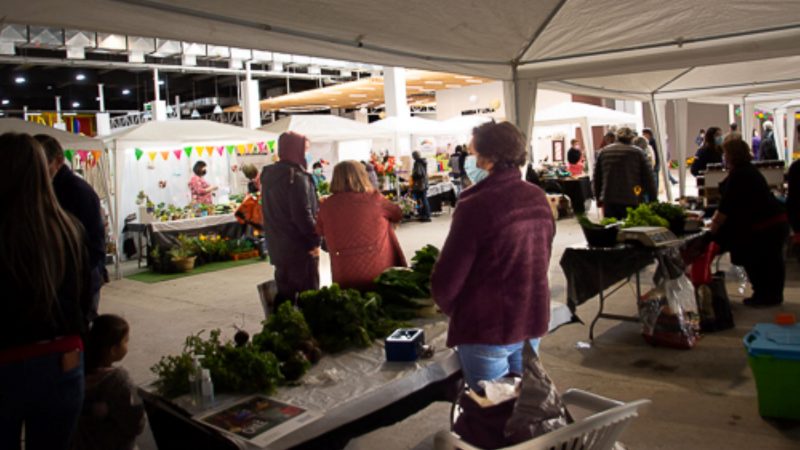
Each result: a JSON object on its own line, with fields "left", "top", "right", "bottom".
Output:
{"left": 589, "top": 269, "right": 605, "bottom": 341}
{"left": 137, "top": 231, "right": 144, "bottom": 268}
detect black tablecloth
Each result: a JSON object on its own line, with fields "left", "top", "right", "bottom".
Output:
{"left": 559, "top": 232, "right": 711, "bottom": 317}
{"left": 543, "top": 177, "right": 593, "bottom": 214}
{"left": 123, "top": 217, "right": 243, "bottom": 250}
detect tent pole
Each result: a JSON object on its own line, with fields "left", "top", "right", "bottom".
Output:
{"left": 649, "top": 95, "right": 673, "bottom": 202}
{"left": 672, "top": 99, "right": 689, "bottom": 199}
{"left": 112, "top": 143, "right": 122, "bottom": 280}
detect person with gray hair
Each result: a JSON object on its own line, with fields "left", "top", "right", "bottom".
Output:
{"left": 633, "top": 135, "right": 656, "bottom": 169}
{"left": 759, "top": 120, "right": 779, "bottom": 161}
{"left": 593, "top": 127, "right": 658, "bottom": 219}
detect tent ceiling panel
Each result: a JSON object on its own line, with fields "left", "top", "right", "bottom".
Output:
{"left": 259, "top": 115, "right": 386, "bottom": 141}
{"left": 533, "top": 102, "right": 638, "bottom": 127}
{"left": 521, "top": 0, "right": 800, "bottom": 63}
{"left": 102, "top": 120, "right": 277, "bottom": 149}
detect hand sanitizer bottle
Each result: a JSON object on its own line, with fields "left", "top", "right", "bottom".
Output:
{"left": 200, "top": 368, "right": 215, "bottom": 407}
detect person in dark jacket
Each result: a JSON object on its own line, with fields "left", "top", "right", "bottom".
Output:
{"left": 432, "top": 122, "right": 555, "bottom": 393}
{"left": 411, "top": 151, "right": 432, "bottom": 222}
{"left": 37, "top": 134, "right": 105, "bottom": 322}
{"left": 0, "top": 133, "right": 90, "bottom": 450}
{"left": 759, "top": 121, "right": 779, "bottom": 161}
{"left": 710, "top": 137, "right": 788, "bottom": 307}
{"left": 361, "top": 160, "right": 381, "bottom": 191}
{"left": 261, "top": 132, "right": 321, "bottom": 303}
{"left": 593, "top": 127, "right": 657, "bottom": 219}
{"left": 690, "top": 127, "right": 724, "bottom": 177}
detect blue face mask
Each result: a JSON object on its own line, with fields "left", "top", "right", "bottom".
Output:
{"left": 464, "top": 155, "right": 488, "bottom": 184}
{"left": 714, "top": 135, "right": 724, "bottom": 146}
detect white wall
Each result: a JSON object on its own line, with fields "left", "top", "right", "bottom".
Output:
{"left": 436, "top": 82, "right": 506, "bottom": 120}
{"left": 531, "top": 90, "right": 573, "bottom": 164}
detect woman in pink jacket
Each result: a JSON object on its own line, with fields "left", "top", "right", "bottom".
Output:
{"left": 316, "top": 161, "right": 406, "bottom": 290}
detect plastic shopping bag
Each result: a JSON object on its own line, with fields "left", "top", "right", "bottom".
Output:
{"left": 638, "top": 274, "right": 701, "bottom": 349}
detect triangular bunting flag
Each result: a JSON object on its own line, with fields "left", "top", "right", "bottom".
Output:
{"left": 226, "top": 145, "right": 235, "bottom": 155}
{"left": 160, "top": 151, "right": 170, "bottom": 161}
{"left": 77, "top": 150, "right": 89, "bottom": 161}
{"left": 216, "top": 146, "right": 224, "bottom": 156}
{"left": 92, "top": 150, "right": 102, "bottom": 161}
{"left": 148, "top": 152, "right": 157, "bottom": 162}
{"left": 184, "top": 146, "right": 193, "bottom": 158}
{"left": 64, "top": 150, "right": 74, "bottom": 161}
{"left": 257, "top": 141, "right": 265, "bottom": 153}
{"left": 267, "top": 140, "right": 276, "bottom": 152}
{"left": 246, "top": 143, "right": 254, "bottom": 154}
{"left": 236, "top": 144, "right": 246, "bottom": 155}
{"left": 134, "top": 149, "right": 144, "bottom": 161}
{"left": 206, "top": 146, "right": 214, "bottom": 157}
{"left": 173, "top": 150, "right": 182, "bottom": 160}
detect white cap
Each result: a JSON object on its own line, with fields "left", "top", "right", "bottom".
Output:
{"left": 763, "top": 120, "right": 774, "bottom": 130}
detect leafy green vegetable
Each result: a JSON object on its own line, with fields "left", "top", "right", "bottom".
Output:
{"left": 317, "top": 180, "right": 331, "bottom": 196}
{"left": 151, "top": 329, "right": 283, "bottom": 398}
{"left": 253, "top": 302, "right": 320, "bottom": 381}
{"left": 579, "top": 214, "right": 618, "bottom": 228}
{"left": 374, "top": 245, "right": 440, "bottom": 319}
{"left": 600, "top": 217, "right": 618, "bottom": 226}
{"left": 298, "top": 284, "right": 400, "bottom": 353}
{"left": 622, "top": 204, "right": 670, "bottom": 228}
{"left": 649, "top": 202, "right": 685, "bottom": 222}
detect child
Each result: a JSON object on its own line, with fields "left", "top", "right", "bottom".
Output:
{"left": 71, "top": 315, "right": 145, "bottom": 450}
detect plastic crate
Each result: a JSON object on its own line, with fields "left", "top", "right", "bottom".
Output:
{"left": 743, "top": 323, "right": 800, "bottom": 420}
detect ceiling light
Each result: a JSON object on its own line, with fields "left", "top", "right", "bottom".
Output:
{"left": 122, "top": 89, "right": 131, "bottom": 95}
{"left": 469, "top": 95, "right": 478, "bottom": 104}
{"left": 72, "top": 101, "right": 80, "bottom": 108}
{"left": 190, "top": 109, "right": 200, "bottom": 118}
{"left": 158, "top": 80, "right": 165, "bottom": 86}
{"left": 213, "top": 104, "right": 223, "bottom": 114}
{"left": 407, "top": 86, "right": 424, "bottom": 90}
{"left": 349, "top": 94, "right": 368, "bottom": 98}
{"left": 1, "top": 99, "right": 9, "bottom": 105}
{"left": 75, "top": 74, "right": 86, "bottom": 81}
{"left": 445, "top": 84, "right": 462, "bottom": 89}
{"left": 14, "top": 76, "right": 26, "bottom": 84}
{"left": 355, "top": 87, "right": 376, "bottom": 91}
{"left": 424, "top": 80, "right": 444, "bottom": 85}
{"left": 465, "top": 79, "right": 483, "bottom": 84}
{"left": 454, "top": 75, "right": 472, "bottom": 79}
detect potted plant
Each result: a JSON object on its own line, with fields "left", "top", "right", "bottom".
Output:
{"left": 229, "top": 238, "right": 258, "bottom": 261}
{"left": 169, "top": 234, "right": 197, "bottom": 272}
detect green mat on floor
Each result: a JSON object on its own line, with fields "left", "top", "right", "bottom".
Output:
{"left": 127, "top": 258, "right": 266, "bottom": 283}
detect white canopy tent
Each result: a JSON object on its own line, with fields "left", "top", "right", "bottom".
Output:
{"left": 0, "top": 118, "right": 104, "bottom": 150}
{"left": 534, "top": 102, "right": 639, "bottom": 175}
{"left": 260, "top": 115, "right": 388, "bottom": 171}
{"left": 8, "top": 0, "right": 800, "bottom": 164}
{"left": 103, "top": 120, "right": 277, "bottom": 276}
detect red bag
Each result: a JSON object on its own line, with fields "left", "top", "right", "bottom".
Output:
{"left": 689, "top": 242, "right": 720, "bottom": 287}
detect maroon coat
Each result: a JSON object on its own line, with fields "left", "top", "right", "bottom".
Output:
{"left": 431, "top": 168, "right": 555, "bottom": 347}
{"left": 316, "top": 191, "right": 407, "bottom": 290}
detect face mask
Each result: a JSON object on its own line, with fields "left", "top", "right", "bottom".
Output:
{"left": 714, "top": 136, "right": 724, "bottom": 146}
{"left": 200, "top": 169, "right": 207, "bottom": 176}
{"left": 313, "top": 168, "right": 323, "bottom": 176}
{"left": 464, "top": 155, "right": 489, "bottom": 184}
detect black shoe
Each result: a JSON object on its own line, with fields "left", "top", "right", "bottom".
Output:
{"left": 743, "top": 297, "right": 782, "bottom": 308}
{"left": 420, "top": 217, "right": 432, "bottom": 222}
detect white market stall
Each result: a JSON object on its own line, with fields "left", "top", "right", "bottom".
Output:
{"left": 260, "top": 115, "right": 386, "bottom": 177}
{"left": 533, "top": 102, "right": 638, "bottom": 175}
{"left": 103, "top": 120, "right": 277, "bottom": 272}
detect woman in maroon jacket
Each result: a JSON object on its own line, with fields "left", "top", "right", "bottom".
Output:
{"left": 316, "top": 161, "right": 406, "bottom": 290}
{"left": 431, "top": 122, "right": 555, "bottom": 393}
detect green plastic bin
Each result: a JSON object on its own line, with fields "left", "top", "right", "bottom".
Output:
{"left": 743, "top": 323, "right": 800, "bottom": 420}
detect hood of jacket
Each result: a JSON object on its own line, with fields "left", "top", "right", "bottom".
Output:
{"left": 278, "top": 132, "right": 308, "bottom": 170}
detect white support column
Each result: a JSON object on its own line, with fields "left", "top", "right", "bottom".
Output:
{"left": 95, "top": 83, "right": 111, "bottom": 135}
{"left": 649, "top": 96, "right": 673, "bottom": 202}
{"left": 98, "top": 83, "right": 106, "bottom": 112}
{"left": 54, "top": 96, "right": 66, "bottom": 130}
{"left": 788, "top": 108, "right": 797, "bottom": 159}
{"left": 502, "top": 70, "right": 538, "bottom": 161}
{"left": 241, "top": 79, "right": 261, "bottom": 129}
{"left": 634, "top": 101, "right": 645, "bottom": 133}
{"left": 728, "top": 104, "right": 736, "bottom": 128}
{"left": 673, "top": 99, "right": 689, "bottom": 198}
{"left": 383, "top": 67, "right": 410, "bottom": 119}
{"left": 775, "top": 109, "right": 787, "bottom": 161}
{"left": 743, "top": 99, "right": 755, "bottom": 144}
{"left": 112, "top": 144, "right": 122, "bottom": 279}
{"left": 580, "top": 119, "right": 595, "bottom": 179}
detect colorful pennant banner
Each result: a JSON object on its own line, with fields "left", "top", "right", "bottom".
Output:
{"left": 92, "top": 150, "right": 102, "bottom": 161}
{"left": 129, "top": 142, "right": 267, "bottom": 162}
{"left": 64, "top": 150, "right": 74, "bottom": 161}
{"left": 184, "top": 146, "right": 193, "bottom": 158}
{"left": 173, "top": 150, "right": 182, "bottom": 160}
{"left": 134, "top": 148, "right": 144, "bottom": 161}
{"left": 148, "top": 152, "right": 157, "bottom": 162}
{"left": 160, "top": 151, "right": 169, "bottom": 161}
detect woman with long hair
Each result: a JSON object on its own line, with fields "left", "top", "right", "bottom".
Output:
{"left": 189, "top": 160, "right": 217, "bottom": 205}
{"left": 690, "top": 126, "right": 724, "bottom": 176}
{"left": 0, "top": 133, "right": 91, "bottom": 449}
{"left": 316, "top": 160, "right": 406, "bottom": 290}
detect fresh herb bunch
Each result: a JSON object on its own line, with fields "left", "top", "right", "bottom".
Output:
{"left": 253, "top": 303, "right": 321, "bottom": 382}
{"left": 298, "top": 284, "right": 399, "bottom": 353}
{"left": 151, "top": 329, "right": 283, "bottom": 398}
{"left": 317, "top": 180, "right": 331, "bottom": 196}
{"left": 649, "top": 202, "right": 685, "bottom": 222}
{"left": 622, "top": 204, "right": 670, "bottom": 228}
{"left": 374, "top": 245, "right": 440, "bottom": 319}
{"left": 578, "top": 215, "right": 617, "bottom": 228}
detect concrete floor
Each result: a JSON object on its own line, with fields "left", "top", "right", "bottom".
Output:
{"left": 101, "top": 208, "right": 800, "bottom": 450}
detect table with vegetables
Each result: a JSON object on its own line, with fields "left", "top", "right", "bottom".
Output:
{"left": 563, "top": 203, "right": 711, "bottom": 340}
{"left": 140, "top": 246, "right": 572, "bottom": 449}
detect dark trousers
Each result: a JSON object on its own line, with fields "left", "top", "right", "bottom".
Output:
{"left": 0, "top": 352, "right": 84, "bottom": 450}
{"left": 274, "top": 255, "right": 319, "bottom": 303}
{"left": 740, "top": 225, "right": 788, "bottom": 304}
{"left": 413, "top": 190, "right": 432, "bottom": 219}
{"left": 603, "top": 203, "right": 634, "bottom": 221}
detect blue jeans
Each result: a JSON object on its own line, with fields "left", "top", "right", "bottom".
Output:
{"left": 0, "top": 352, "right": 85, "bottom": 450}
{"left": 412, "top": 190, "right": 431, "bottom": 219}
{"left": 457, "top": 338, "right": 541, "bottom": 392}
